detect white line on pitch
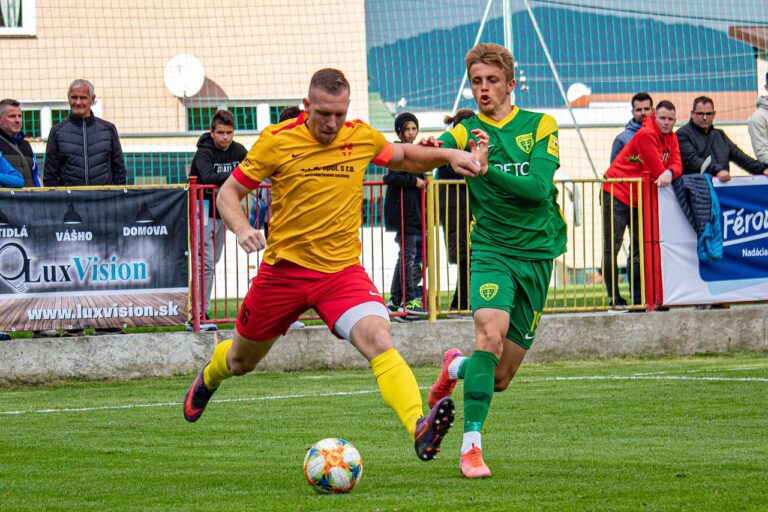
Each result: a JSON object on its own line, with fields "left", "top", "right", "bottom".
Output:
{"left": 0, "top": 374, "right": 765, "bottom": 416}
{"left": 0, "top": 389, "right": 380, "bottom": 416}
{"left": 530, "top": 375, "right": 768, "bottom": 382}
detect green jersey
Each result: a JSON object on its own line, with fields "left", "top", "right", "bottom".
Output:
{"left": 438, "top": 107, "right": 567, "bottom": 260}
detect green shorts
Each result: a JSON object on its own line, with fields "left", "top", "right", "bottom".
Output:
{"left": 470, "top": 250, "right": 553, "bottom": 350}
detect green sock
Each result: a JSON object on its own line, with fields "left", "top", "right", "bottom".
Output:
{"left": 463, "top": 350, "right": 499, "bottom": 433}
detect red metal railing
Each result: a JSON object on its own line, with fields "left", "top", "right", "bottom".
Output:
{"left": 187, "top": 179, "right": 420, "bottom": 330}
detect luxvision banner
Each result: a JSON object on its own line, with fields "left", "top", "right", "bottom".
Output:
{"left": 0, "top": 188, "right": 188, "bottom": 331}
{"left": 658, "top": 176, "right": 768, "bottom": 305}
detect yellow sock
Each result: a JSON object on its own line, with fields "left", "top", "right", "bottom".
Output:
{"left": 203, "top": 339, "right": 233, "bottom": 389}
{"left": 370, "top": 348, "right": 423, "bottom": 441}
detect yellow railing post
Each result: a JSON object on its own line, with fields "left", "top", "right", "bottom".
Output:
{"left": 425, "top": 171, "right": 437, "bottom": 321}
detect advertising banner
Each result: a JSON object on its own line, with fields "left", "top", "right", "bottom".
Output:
{"left": 658, "top": 176, "right": 768, "bottom": 305}
{"left": 0, "top": 187, "right": 188, "bottom": 330}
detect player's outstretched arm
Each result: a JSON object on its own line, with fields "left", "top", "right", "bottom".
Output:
{"left": 217, "top": 175, "right": 267, "bottom": 254}
{"left": 387, "top": 139, "right": 485, "bottom": 177}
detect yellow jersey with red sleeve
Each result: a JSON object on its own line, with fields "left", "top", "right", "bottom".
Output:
{"left": 232, "top": 111, "right": 394, "bottom": 273}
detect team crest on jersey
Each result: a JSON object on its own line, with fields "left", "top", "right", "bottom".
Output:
{"left": 547, "top": 134, "right": 559, "bottom": 158}
{"left": 515, "top": 133, "right": 534, "bottom": 153}
{"left": 340, "top": 141, "right": 353, "bottom": 156}
{"left": 479, "top": 283, "right": 499, "bottom": 300}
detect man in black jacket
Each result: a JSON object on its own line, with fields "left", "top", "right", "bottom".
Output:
{"left": 43, "top": 79, "right": 127, "bottom": 186}
{"left": 189, "top": 110, "right": 247, "bottom": 328}
{"left": 676, "top": 96, "right": 768, "bottom": 182}
{"left": 42, "top": 80, "right": 127, "bottom": 336}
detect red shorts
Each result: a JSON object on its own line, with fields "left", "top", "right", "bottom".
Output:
{"left": 236, "top": 260, "right": 386, "bottom": 341}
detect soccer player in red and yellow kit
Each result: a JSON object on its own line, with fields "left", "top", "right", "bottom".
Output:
{"left": 183, "top": 68, "right": 488, "bottom": 462}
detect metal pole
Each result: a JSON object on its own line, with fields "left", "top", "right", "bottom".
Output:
{"left": 426, "top": 172, "right": 438, "bottom": 321}
{"left": 522, "top": 0, "right": 599, "bottom": 179}
{"left": 188, "top": 176, "right": 201, "bottom": 331}
{"left": 451, "top": 0, "right": 495, "bottom": 114}
{"left": 503, "top": 0, "right": 514, "bottom": 105}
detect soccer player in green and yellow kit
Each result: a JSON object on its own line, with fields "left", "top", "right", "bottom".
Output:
{"left": 427, "top": 43, "right": 567, "bottom": 478}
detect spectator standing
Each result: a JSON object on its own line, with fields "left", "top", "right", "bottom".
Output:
{"left": 435, "top": 109, "right": 475, "bottom": 313}
{"left": 748, "top": 73, "right": 768, "bottom": 164}
{"left": 0, "top": 99, "right": 41, "bottom": 186}
{"left": 43, "top": 79, "right": 126, "bottom": 186}
{"left": 42, "top": 80, "right": 127, "bottom": 336}
{"left": 0, "top": 99, "right": 41, "bottom": 339}
{"left": 677, "top": 96, "right": 768, "bottom": 181}
{"left": 383, "top": 112, "right": 427, "bottom": 318}
{"left": 610, "top": 92, "right": 654, "bottom": 163}
{"left": 0, "top": 151, "right": 24, "bottom": 335}
{"left": 602, "top": 101, "right": 683, "bottom": 308}
{"left": 189, "top": 110, "right": 247, "bottom": 329}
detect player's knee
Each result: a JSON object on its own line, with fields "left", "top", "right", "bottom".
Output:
{"left": 369, "top": 328, "right": 393, "bottom": 353}
{"left": 475, "top": 333, "right": 504, "bottom": 357}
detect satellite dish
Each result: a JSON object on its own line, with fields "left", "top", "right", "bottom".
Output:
{"left": 164, "top": 54, "right": 205, "bottom": 98}
{"left": 566, "top": 82, "right": 591, "bottom": 103}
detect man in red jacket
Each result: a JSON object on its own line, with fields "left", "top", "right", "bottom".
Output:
{"left": 602, "top": 100, "right": 682, "bottom": 309}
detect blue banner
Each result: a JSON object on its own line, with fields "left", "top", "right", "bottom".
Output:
{"left": 699, "top": 181, "right": 768, "bottom": 282}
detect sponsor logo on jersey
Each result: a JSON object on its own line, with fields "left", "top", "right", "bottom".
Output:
{"left": 547, "top": 134, "right": 559, "bottom": 158}
{"left": 479, "top": 283, "right": 499, "bottom": 300}
{"left": 515, "top": 133, "right": 534, "bottom": 153}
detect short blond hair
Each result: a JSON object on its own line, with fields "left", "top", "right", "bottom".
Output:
{"left": 308, "top": 68, "right": 350, "bottom": 99}
{"left": 465, "top": 43, "right": 515, "bottom": 82}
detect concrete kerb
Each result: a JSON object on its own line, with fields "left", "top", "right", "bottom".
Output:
{"left": 1, "top": 305, "right": 766, "bottom": 385}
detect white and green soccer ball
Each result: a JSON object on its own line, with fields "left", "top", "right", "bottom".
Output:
{"left": 303, "top": 437, "right": 363, "bottom": 494}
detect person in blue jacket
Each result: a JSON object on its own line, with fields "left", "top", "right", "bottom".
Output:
{"left": 0, "top": 151, "right": 24, "bottom": 188}
{"left": 0, "top": 150, "right": 23, "bottom": 340}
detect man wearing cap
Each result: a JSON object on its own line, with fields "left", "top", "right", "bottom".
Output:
{"left": 748, "top": 73, "right": 768, "bottom": 164}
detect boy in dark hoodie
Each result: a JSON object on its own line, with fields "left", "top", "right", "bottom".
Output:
{"left": 189, "top": 110, "right": 247, "bottom": 327}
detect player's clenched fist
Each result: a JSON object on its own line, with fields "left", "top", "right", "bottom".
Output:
{"left": 236, "top": 227, "right": 266, "bottom": 253}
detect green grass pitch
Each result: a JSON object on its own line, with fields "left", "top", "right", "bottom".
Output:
{"left": 1, "top": 353, "right": 766, "bottom": 511}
